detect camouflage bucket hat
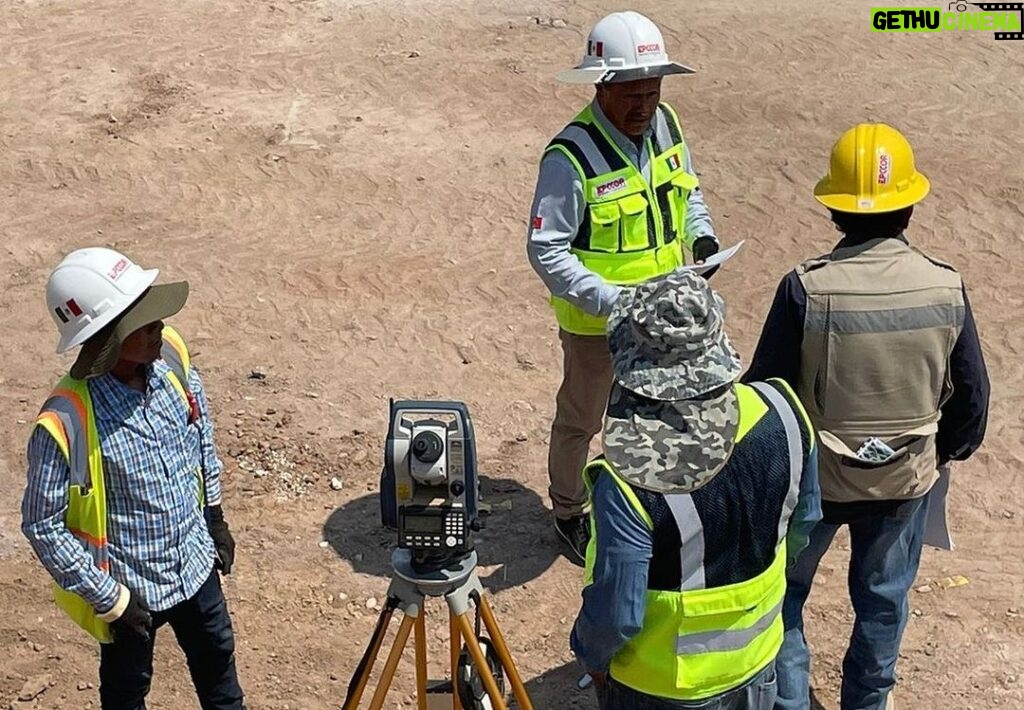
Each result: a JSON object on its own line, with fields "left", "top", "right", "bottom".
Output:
{"left": 603, "top": 270, "right": 742, "bottom": 493}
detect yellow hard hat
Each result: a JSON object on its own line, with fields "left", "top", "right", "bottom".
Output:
{"left": 814, "top": 123, "right": 930, "bottom": 213}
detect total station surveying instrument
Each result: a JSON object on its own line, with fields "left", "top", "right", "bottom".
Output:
{"left": 342, "top": 400, "right": 533, "bottom": 710}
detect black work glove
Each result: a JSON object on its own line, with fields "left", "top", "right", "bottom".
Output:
{"left": 691, "top": 236, "right": 721, "bottom": 279}
{"left": 111, "top": 591, "right": 152, "bottom": 643}
{"left": 207, "top": 504, "right": 236, "bottom": 575}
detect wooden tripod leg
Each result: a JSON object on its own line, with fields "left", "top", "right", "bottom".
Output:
{"left": 368, "top": 614, "right": 416, "bottom": 710}
{"left": 450, "top": 612, "right": 462, "bottom": 710}
{"left": 479, "top": 596, "right": 533, "bottom": 710}
{"left": 343, "top": 605, "right": 396, "bottom": 710}
{"left": 415, "top": 612, "right": 427, "bottom": 710}
{"left": 454, "top": 613, "right": 507, "bottom": 710}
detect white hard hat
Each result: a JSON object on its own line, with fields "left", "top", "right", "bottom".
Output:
{"left": 557, "top": 11, "right": 695, "bottom": 85}
{"left": 46, "top": 247, "right": 161, "bottom": 353}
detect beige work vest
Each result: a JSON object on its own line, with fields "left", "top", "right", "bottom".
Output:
{"left": 796, "top": 238, "right": 964, "bottom": 502}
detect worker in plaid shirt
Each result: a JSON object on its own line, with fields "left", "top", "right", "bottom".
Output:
{"left": 21, "top": 247, "right": 244, "bottom": 710}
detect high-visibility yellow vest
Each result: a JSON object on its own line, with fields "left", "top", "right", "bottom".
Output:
{"left": 544, "top": 102, "right": 699, "bottom": 335}
{"left": 32, "top": 325, "right": 202, "bottom": 643}
{"left": 582, "top": 380, "right": 813, "bottom": 700}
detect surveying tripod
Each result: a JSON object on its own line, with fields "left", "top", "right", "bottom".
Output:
{"left": 341, "top": 550, "right": 534, "bottom": 710}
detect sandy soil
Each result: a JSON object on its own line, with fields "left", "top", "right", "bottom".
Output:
{"left": 0, "top": 0, "right": 1021, "bottom": 707}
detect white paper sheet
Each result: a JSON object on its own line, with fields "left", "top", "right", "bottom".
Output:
{"left": 923, "top": 464, "right": 954, "bottom": 551}
{"left": 677, "top": 240, "right": 745, "bottom": 276}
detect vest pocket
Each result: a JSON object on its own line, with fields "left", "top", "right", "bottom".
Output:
{"left": 618, "top": 193, "right": 650, "bottom": 252}
{"left": 588, "top": 203, "right": 621, "bottom": 252}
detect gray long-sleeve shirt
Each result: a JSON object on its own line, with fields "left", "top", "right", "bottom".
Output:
{"left": 526, "top": 100, "right": 717, "bottom": 318}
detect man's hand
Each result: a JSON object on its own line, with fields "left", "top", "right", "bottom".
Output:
{"left": 691, "top": 236, "right": 721, "bottom": 278}
{"left": 207, "top": 505, "right": 236, "bottom": 575}
{"left": 110, "top": 590, "right": 152, "bottom": 643}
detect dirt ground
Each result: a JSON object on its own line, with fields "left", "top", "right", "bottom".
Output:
{"left": 1, "top": 0, "right": 1022, "bottom": 707}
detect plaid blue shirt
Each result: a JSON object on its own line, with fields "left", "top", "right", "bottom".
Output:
{"left": 21, "top": 361, "right": 224, "bottom": 613}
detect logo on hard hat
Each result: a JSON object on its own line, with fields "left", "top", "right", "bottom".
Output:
{"left": 108, "top": 258, "right": 129, "bottom": 280}
{"left": 54, "top": 299, "right": 83, "bottom": 324}
{"left": 636, "top": 43, "right": 662, "bottom": 54}
{"left": 877, "top": 153, "right": 891, "bottom": 185}
{"left": 587, "top": 40, "right": 604, "bottom": 57}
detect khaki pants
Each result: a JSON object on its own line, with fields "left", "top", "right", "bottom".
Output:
{"left": 548, "top": 330, "right": 614, "bottom": 519}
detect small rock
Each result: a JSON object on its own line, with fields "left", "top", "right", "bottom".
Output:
{"left": 912, "top": 609, "right": 923, "bottom": 617}
{"left": 456, "top": 342, "right": 477, "bottom": 364}
{"left": 77, "top": 681, "right": 93, "bottom": 691}
{"left": 551, "top": 18, "right": 567, "bottom": 28}
{"left": 915, "top": 585, "right": 932, "bottom": 594}
{"left": 330, "top": 477, "right": 344, "bottom": 491}
{"left": 18, "top": 674, "right": 51, "bottom": 701}
{"left": 944, "top": 611, "right": 961, "bottom": 619}
{"left": 407, "top": 50, "right": 420, "bottom": 58}
{"left": 303, "top": 391, "right": 320, "bottom": 399}
{"left": 318, "top": 540, "right": 330, "bottom": 548}
{"left": 248, "top": 369, "right": 266, "bottom": 380}
{"left": 514, "top": 433, "right": 527, "bottom": 442}
{"left": 366, "top": 597, "right": 379, "bottom": 610}
{"left": 107, "top": 114, "right": 118, "bottom": 123}
{"left": 29, "top": 642, "right": 44, "bottom": 652}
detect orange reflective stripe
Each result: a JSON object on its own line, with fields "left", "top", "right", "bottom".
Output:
{"left": 68, "top": 527, "right": 107, "bottom": 548}
{"left": 51, "top": 388, "right": 89, "bottom": 427}
{"left": 35, "top": 412, "right": 70, "bottom": 457}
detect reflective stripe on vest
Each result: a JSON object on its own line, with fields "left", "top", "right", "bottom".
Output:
{"left": 751, "top": 382, "right": 806, "bottom": 545}
{"left": 661, "top": 381, "right": 803, "bottom": 660}
{"left": 545, "top": 103, "right": 697, "bottom": 335}
{"left": 588, "top": 382, "right": 808, "bottom": 700}
{"left": 33, "top": 325, "right": 196, "bottom": 643}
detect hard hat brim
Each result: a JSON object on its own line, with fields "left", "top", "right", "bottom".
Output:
{"left": 556, "top": 61, "right": 696, "bottom": 85}
{"left": 814, "top": 173, "right": 931, "bottom": 214}
{"left": 70, "top": 281, "right": 190, "bottom": 380}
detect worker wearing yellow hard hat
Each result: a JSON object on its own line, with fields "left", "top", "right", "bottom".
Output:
{"left": 813, "top": 123, "right": 931, "bottom": 213}
{"left": 744, "top": 124, "right": 990, "bottom": 709}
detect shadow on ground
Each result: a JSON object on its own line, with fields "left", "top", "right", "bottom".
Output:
{"left": 515, "top": 662, "right": 830, "bottom": 709}
{"left": 518, "top": 660, "right": 595, "bottom": 709}
{"left": 323, "top": 475, "right": 564, "bottom": 593}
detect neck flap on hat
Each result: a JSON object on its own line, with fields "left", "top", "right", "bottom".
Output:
{"left": 602, "top": 383, "right": 739, "bottom": 494}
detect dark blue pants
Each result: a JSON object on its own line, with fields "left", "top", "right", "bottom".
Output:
{"left": 99, "top": 571, "right": 244, "bottom": 710}
{"left": 774, "top": 496, "right": 929, "bottom": 710}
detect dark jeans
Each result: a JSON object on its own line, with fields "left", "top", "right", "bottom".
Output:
{"left": 774, "top": 495, "right": 929, "bottom": 710}
{"left": 597, "top": 664, "right": 777, "bottom": 709}
{"left": 99, "top": 571, "right": 244, "bottom": 710}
